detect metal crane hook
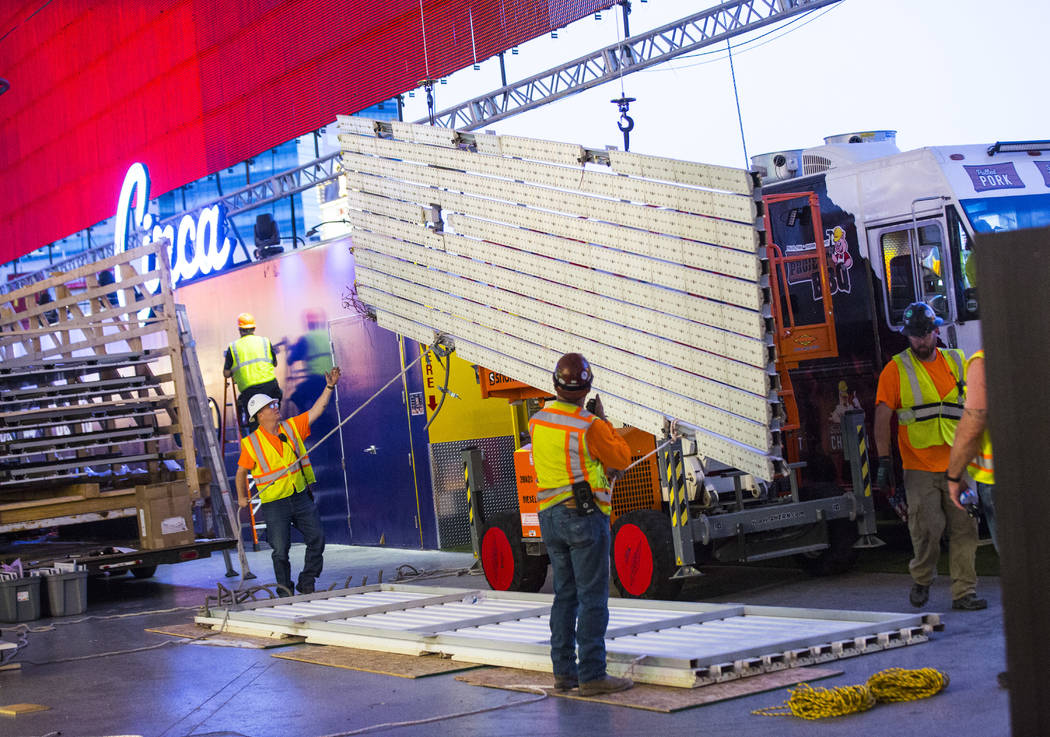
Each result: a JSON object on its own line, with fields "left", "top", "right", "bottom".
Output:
{"left": 611, "top": 96, "right": 636, "bottom": 151}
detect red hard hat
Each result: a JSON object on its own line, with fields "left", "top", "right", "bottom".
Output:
{"left": 553, "top": 353, "right": 592, "bottom": 401}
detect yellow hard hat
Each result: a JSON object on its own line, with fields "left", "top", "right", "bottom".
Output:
{"left": 237, "top": 312, "right": 256, "bottom": 330}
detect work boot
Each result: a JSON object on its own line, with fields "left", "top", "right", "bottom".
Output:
{"left": 951, "top": 593, "right": 988, "bottom": 610}
{"left": 553, "top": 674, "right": 578, "bottom": 692}
{"left": 578, "top": 675, "right": 634, "bottom": 697}
{"left": 296, "top": 579, "right": 315, "bottom": 595}
{"left": 909, "top": 583, "right": 930, "bottom": 607}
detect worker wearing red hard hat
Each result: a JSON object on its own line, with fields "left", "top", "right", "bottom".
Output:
{"left": 224, "top": 312, "right": 282, "bottom": 432}
{"left": 529, "top": 352, "right": 634, "bottom": 697}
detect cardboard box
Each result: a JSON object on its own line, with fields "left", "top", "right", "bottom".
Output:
{"left": 135, "top": 482, "right": 194, "bottom": 549}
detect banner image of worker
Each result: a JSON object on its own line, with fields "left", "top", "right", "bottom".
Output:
{"left": 176, "top": 238, "right": 436, "bottom": 547}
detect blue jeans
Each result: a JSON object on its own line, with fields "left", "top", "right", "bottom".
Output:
{"left": 538, "top": 503, "right": 611, "bottom": 683}
{"left": 261, "top": 491, "right": 325, "bottom": 592}
{"left": 977, "top": 481, "right": 998, "bottom": 553}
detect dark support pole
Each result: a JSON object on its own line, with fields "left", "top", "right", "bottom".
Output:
{"left": 463, "top": 447, "right": 486, "bottom": 568}
{"left": 289, "top": 194, "right": 297, "bottom": 248}
{"left": 620, "top": 0, "right": 631, "bottom": 38}
{"left": 498, "top": 51, "right": 507, "bottom": 87}
{"left": 976, "top": 225, "right": 1050, "bottom": 737}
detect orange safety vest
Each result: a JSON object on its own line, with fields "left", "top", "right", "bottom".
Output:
{"left": 240, "top": 419, "right": 316, "bottom": 503}
{"left": 528, "top": 401, "right": 611, "bottom": 515}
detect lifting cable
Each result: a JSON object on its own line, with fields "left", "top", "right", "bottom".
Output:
{"left": 422, "top": 337, "right": 455, "bottom": 431}
{"left": 608, "top": 419, "right": 679, "bottom": 495}
{"left": 610, "top": 2, "right": 636, "bottom": 151}
{"left": 752, "top": 667, "right": 949, "bottom": 720}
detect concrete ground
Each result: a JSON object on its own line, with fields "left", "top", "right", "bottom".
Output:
{"left": 0, "top": 543, "right": 1010, "bottom": 737}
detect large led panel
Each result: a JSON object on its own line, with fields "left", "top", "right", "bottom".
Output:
{"left": 339, "top": 118, "right": 778, "bottom": 480}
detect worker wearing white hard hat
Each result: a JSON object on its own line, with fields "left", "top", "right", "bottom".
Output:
{"left": 235, "top": 367, "right": 341, "bottom": 596}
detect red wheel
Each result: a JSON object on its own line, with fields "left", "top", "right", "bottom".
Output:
{"left": 611, "top": 510, "right": 682, "bottom": 599}
{"left": 480, "top": 512, "right": 547, "bottom": 592}
{"left": 481, "top": 523, "right": 515, "bottom": 591}
{"left": 613, "top": 520, "right": 655, "bottom": 596}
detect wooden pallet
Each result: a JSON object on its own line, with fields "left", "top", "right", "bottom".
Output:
{"left": 0, "top": 240, "right": 201, "bottom": 527}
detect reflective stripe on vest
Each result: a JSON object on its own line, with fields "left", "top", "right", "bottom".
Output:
{"left": 229, "top": 335, "right": 276, "bottom": 391}
{"left": 892, "top": 347, "right": 966, "bottom": 449}
{"left": 242, "top": 419, "right": 316, "bottom": 503}
{"left": 965, "top": 350, "right": 995, "bottom": 485}
{"left": 528, "top": 402, "right": 611, "bottom": 515}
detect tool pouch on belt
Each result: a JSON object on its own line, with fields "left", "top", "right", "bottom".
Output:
{"left": 571, "top": 480, "right": 598, "bottom": 516}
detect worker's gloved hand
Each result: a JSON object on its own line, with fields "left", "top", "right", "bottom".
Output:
{"left": 586, "top": 394, "right": 606, "bottom": 420}
{"left": 875, "top": 456, "right": 891, "bottom": 490}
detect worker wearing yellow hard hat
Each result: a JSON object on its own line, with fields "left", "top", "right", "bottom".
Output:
{"left": 224, "top": 312, "right": 282, "bottom": 432}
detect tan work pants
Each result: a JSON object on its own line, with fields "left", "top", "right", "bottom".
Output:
{"left": 903, "top": 468, "right": 979, "bottom": 600}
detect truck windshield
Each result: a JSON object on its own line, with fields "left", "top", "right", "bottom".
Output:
{"left": 960, "top": 193, "right": 1050, "bottom": 234}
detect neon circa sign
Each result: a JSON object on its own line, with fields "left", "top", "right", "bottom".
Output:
{"left": 114, "top": 163, "right": 233, "bottom": 290}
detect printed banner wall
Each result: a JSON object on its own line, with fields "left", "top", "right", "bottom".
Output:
{"left": 0, "top": 0, "right": 613, "bottom": 263}
{"left": 176, "top": 238, "right": 437, "bottom": 548}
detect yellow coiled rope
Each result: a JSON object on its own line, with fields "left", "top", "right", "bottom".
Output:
{"left": 752, "top": 667, "right": 949, "bottom": 720}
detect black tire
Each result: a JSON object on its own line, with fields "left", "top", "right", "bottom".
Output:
{"left": 795, "top": 482, "right": 859, "bottom": 576}
{"left": 130, "top": 565, "right": 158, "bottom": 579}
{"left": 797, "top": 518, "right": 859, "bottom": 576}
{"left": 480, "top": 512, "right": 548, "bottom": 592}
{"left": 611, "top": 510, "right": 683, "bottom": 600}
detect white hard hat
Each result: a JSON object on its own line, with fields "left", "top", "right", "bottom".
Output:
{"left": 246, "top": 394, "right": 278, "bottom": 419}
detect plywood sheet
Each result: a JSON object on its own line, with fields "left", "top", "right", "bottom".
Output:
{"left": 272, "top": 644, "right": 482, "bottom": 678}
{"left": 456, "top": 666, "right": 843, "bottom": 712}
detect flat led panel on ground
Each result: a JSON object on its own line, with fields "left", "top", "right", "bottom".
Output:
{"left": 200, "top": 584, "right": 936, "bottom": 688}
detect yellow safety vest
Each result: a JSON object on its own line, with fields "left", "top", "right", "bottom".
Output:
{"left": 241, "top": 419, "right": 316, "bottom": 503}
{"left": 302, "top": 330, "right": 333, "bottom": 375}
{"left": 966, "top": 350, "right": 994, "bottom": 485}
{"left": 528, "top": 401, "right": 611, "bottom": 515}
{"left": 892, "top": 347, "right": 966, "bottom": 449}
{"left": 229, "top": 335, "right": 276, "bottom": 391}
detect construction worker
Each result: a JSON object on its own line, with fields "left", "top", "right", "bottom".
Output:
{"left": 947, "top": 349, "right": 1005, "bottom": 689}
{"left": 874, "top": 302, "right": 985, "bottom": 611}
{"left": 235, "top": 367, "right": 341, "bottom": 596}
{"left": 530, "top": 352, "right": 634, "bottom": 697}
{"left": 947, "top": 350, "right": 997, "bottom": 550}
{"left": 224, "top": 312, "right": 281, "bottom": 432}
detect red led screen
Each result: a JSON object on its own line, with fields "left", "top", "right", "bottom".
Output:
{"left": 0, "top": 0, "right": 613, "bottom": 263}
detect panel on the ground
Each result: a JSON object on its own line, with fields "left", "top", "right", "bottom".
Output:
{"left": 198, "top": 584, "right": 936, "bottom": 688}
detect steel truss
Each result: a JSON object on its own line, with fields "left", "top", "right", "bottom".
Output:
{"left": 420, "top": 0, "right": 842, "bottom": 130}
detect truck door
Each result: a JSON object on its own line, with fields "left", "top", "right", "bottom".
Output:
{"left": 870, "top": 217, "right": 957, "bottom": 343}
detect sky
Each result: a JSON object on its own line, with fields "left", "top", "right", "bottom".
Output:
{"left": 397, "top": 0, "right": 1050, "bottom": 170}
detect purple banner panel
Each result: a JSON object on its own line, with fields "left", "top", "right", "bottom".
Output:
{"left": 964, "top": 162, "right": 1026, "bottom": 192}
{"left": 1033, "top": 161, "right": 1050, "bottom": 187}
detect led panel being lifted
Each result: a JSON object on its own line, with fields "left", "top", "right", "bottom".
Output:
{"left": 339, "top": 117, "right": 778, "bottom": 479}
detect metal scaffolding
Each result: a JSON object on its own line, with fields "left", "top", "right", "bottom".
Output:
{"left": 419, "top": 0, "right": 841, "bottom": 130}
